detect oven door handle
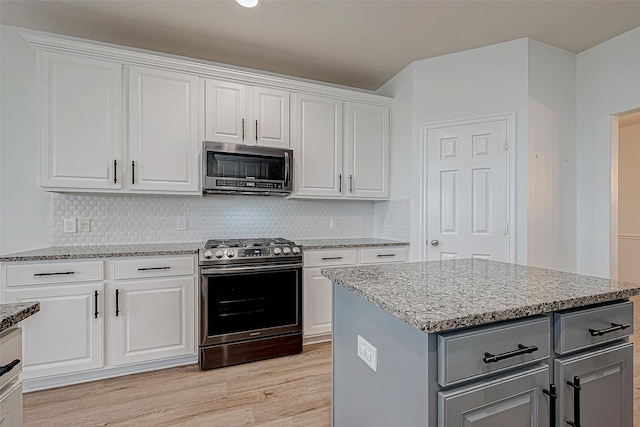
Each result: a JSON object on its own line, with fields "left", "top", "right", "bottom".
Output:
{"left": 200, "top": 263, "right": 302, "bottom": 274}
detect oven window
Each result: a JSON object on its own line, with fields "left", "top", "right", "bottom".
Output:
{"left": 206, "top": 269, "right": 299, "bottom": 336}
{"left": 207, "top": 152, "right": 285, "bottom": 180}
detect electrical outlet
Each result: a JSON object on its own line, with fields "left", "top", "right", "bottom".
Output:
{"left": 357, "top": 335, "right": 377, "bottom": 372}
{"left": 63, "top": 218, "right": 76, "bottom": 233}
{"left": 330, "top": 217, "right": 338, "bottom": 229}
{"left": 177, "top": 216, "right": 187, "bottom": 231}
{"left": 78, "top": 219, "right": 91, "bottom": 232}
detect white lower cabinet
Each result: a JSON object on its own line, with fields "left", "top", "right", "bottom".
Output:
{"left": 438, "top": 365, "right": 550, "bottom": 427}
{"left": 0, "top": 381, "right": 23, "bottom": 427}
{"left": 5, "top": 283, "right": 104, "bottom": 379}
{"left": 302, "top": 267, "right": 333, "bottom": 339}
{"left": 112, "top": 276, "right": 195, "bottom": 365}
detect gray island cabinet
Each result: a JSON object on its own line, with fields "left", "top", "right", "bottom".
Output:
{"left": 321, "top": 259, "right": 640, "bottom": 427}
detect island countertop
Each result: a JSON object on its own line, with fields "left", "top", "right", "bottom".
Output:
{"left": 321, "top": 259, "right": 640, "bottom": 333}
{"left": 0, "top": 302, "right": 40, "bottom": 332}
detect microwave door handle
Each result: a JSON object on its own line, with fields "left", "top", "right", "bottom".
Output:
{"left": 284, "top": 152, "right": 290, "bottom": 185}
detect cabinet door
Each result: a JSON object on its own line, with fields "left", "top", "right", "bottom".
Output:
{"left": 554, "top": 342, "right": 632, "bottom": 427}
{"left": 252, "top": 86, "right": 290, "bottom": 148}
{"left": 0, "top": 382, "right": 23, "bottom": 427}
{"left": 112, "top": 277, "right": 195, "bottom": 365}
{"left": 5, "top": 284, "right": 104, "bottom": 379}
{"left": 345, "top": 102, "right": 389, "bottom": 199}
{"left": 438, "top": 365, "right": 550, "bottom": 427}
{"left": 129, "top": 66, "right": 199, "bottom": 193}
{"left": 292, "top": 93, "right": 343, "bottom": 198}
{"left": 40, "top": 52, "right": 122, "bottom": 190}
{"left": 203, "top": 79, "right": 247, "bottom": 145}
{"left": 303, "top": 267, "right": 333, "bottom": 339}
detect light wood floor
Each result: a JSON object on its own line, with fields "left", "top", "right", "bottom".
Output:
{"left": 24, "top": 297, "right": 640, "bottom": 426}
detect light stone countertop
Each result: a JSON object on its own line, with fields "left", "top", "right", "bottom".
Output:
{"left": 0, "top": 302, "right": 40, "bottom": 332}
{"left": 0, "top": 243, "right": 204, "bottom": 262}
{"left": 321, "top": 259, "right": 640, "bottom": 333}
{"left": 297, "top": 238, "right": 409, "bottom": 250}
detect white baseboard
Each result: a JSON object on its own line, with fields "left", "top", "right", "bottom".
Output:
{"left": 303, "top": 333, "right": 331, "bottom": 346}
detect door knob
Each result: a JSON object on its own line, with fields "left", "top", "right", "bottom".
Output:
{"left": 430, "top": 240, "right": 440, "bottom": 247}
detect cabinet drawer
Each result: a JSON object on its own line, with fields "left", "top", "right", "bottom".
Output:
{"left": 359, "top": 246, "right": 408, "bottom": 264}
{"left": 6, "top": 261, "right": 103, "bottom": 286}
{"left": 554, "top": 300, "right": 633, "bottom": 355}
{"left": 438, "top": 316, "right": 550, "bottom": 387}
{"left": 0, "top": 381, "right": 23, "bottom": 427}
{"left": 0, "top": 328, "right": 22, "bottom": 390}
{"left": 303, "top": 249, "right": 357, "bottom": 267}
{"left": 113, "top": 256, "right": 194, "bottom": 279}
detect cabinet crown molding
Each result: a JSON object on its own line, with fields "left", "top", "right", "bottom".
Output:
{"left": 20, "top": 29, "right": 393, "bottom": 107}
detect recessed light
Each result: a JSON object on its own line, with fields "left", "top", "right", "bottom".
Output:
{"left": 236, "top": 0, "right": 262, "bottom": 8}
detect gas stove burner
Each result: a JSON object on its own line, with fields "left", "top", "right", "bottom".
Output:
{"left": 204, "top": 239, "right": 242, "bottom": 249}
{"left": 200, "top": 237, "right": 301, "bottom": 264}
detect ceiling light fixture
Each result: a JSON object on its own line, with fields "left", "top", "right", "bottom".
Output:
{"left": 235, "top": 0, "right": 262, "bottom": 8}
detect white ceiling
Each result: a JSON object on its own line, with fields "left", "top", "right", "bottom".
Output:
{"left": 1, "top": 0, "right": 640, "bottom": 90}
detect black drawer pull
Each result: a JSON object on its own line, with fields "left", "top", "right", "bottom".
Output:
{"left": 137, "top": 266, "right": 171, "bottom": 271}
{"left": 115, "top": 289, "right": 120, "bottom": 317}
{"left": 483, "top": 344, "right": 538, "bottom": 363}
{"left": 566, "top": 376, "right": 581, "bottom": 427}
{"left": 321, "top": 257, "right": 343, "bottom": 261}
{"left": 543, "top": 384, "right": 557, "bottom": 427}
{"left": 588, "top": 322, "right": 630, "bottom": 337}
{"left": 376, "top": 254, "right": 396, "bottom": 258}
{"left": 0, "top": 359, "right": 20, "bottom": 378}
{"left": 34, "top": 271, "right": 75, "bottom": 277}
{"left": 94, "top": 290, "right": 99, "bottom": 319}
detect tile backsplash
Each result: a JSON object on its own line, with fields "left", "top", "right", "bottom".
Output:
{"left": 51, "top": 193, "right": 410, "bottom": 246}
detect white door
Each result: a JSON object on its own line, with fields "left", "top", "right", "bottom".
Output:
{"left": 5, "top": 284, "right": 104, "bottom": 379}
{"left": 112, "top": 277, "right": 195, "bottom": 365}
{"left": 128, "top": 66, "right": 200, "bottom": 193}
{"left": 345, "top": 102, "right": 389, "bottom": 199}
{"left": 426, "top": 119, "right": 509, "bottom": 261}
{"left": 39, "top": 52, "right": 122, "bottom": 190}
{"left": 203, "top": 79, "right": 247, "bottom": 145}
{"left": 252, "top": 86, "right": 290, "bottom": 148}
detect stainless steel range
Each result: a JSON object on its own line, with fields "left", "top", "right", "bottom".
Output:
{"left": 198, "top": 238, "right": 303, "bottom": 370}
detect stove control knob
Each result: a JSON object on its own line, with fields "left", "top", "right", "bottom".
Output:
{"left": 292, "top": 247, "right": 300, "bottom": 255}
{"left": 273, "top": 247, "right": 282, "bottom": 255}
{"left": 282, "top": 247, "right": 291, "bottom": 255}
{"left": 215, "top": 250, "right": 224, "bottom": 259}
{"left": 204, "top": 250, "right": 213, "bottom": 259}
{"left": 226, "top": 249, "right": 235, "bottom": 258}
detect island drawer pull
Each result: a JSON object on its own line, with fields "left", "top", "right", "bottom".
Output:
{"left": 137, "top": 266, "right": 171, "bottom": 271}
{"left": 322, "top": 257, "right": 343, "bottom": 261}
{"left": 588, "top": 322, "right": 630, "bottom": 337}
{"left": 33, "top": 271, "right": 75, "bottom": 277}
{"left": 376, "top": 253, "right": 396, "bottom": 258}
{"left": 482, "top": 344, "right": 538, "bottom": 363}
{"left": 543, "top": 384, "right": 557, "bottom": 427}
{"left": 566, "top": 376, "right": 581, "bottom": 427}
{"left": 0, "top": 359, "right": 20, "bottom": 378}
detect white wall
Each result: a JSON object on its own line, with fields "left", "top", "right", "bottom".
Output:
{"left": 576, "top": 26, "right": 640, "bottom": 278}
{"left": 618, "top": 121, "right": 640, "bottom": 282}
{"left": 527, "top": 40, "right": 577, "bottom": 272}
{"left": 0, "top": 25, "right": 52, "bottom": 254}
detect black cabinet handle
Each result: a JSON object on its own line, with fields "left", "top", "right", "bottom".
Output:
{"left": 322, "top": 256, "right": 343, "bottom": 261}
{"left": 94, "top": 290, "right": 99, "bottom": 319}
{"left": 137, "top": 266, "right": 171, "bottom": 271}
{"left": 377, "top": 254, "right": 397, "bottom": 258}
{"left": 113, "top": 159, "right": 118, "bottom": 184}
{"left": 566, "top": 376, "right": 581, "bottom": 427}
{"left": 483, "top": 344, "right": 538, "bottom": 363}
{"left": 255, "top": 120, "right": 258, "bottom": 142}
{"left": 115, "top": 289, "right": 120, "bottom": 317}
{"left": 349, "top": 174, "right": 353, "bottom": 193}
{"left": 543, "top": 384, "right": 557, "bottom": 427}
{"left": 131, "top": 161, "right": 135, "bottom": 185}
{"left": 0, "top": 359, "right": 20, "bottom": 378}
{"left": 242, "top": 118, "right": 245, "bottom": 141}
{"left": 34, "top": 271, "right": 74, "bottom": 277}
{"left": 589, "top": 322, "right": 630, "bottom": 337}
{"left": 338, "top": 174, "right": 342, "bottom": 193}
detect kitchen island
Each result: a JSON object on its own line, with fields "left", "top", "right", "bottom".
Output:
{"left": 322, "top": 259, "right": 640, "bottom": 427}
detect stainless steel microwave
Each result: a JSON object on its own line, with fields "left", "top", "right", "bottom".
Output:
{"left": 202, "top": 141, "right": 293, "bottom": 196}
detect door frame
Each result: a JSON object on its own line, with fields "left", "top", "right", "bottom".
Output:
{"left": 421, "top": 113, "right": 516, "bottom": 262}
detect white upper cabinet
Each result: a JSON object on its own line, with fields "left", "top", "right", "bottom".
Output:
{"left": 292, "top": 93, "right": 344, "bottom": 198}
{"left": 204, "top": 79, "right": 290, "bottom": 148}
{"left": 345, "top": 102, "right": 389, "bottom": 199}
{"left": 128, "top": 66, "right": 200, "bottom": 193}
{"left": 39, "top": 52, "right": 123, "bottom": 190}
{"left": 292, "top": 95, "right": 389, "bottom": 200}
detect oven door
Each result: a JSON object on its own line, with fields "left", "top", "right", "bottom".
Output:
{"left": 200, "top": 263, "right": 302, "bottom": 346}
